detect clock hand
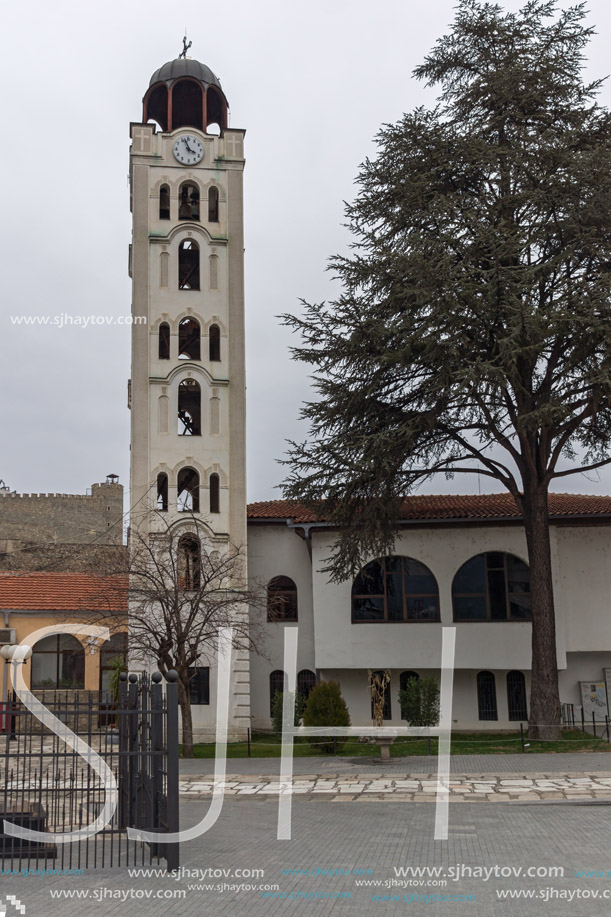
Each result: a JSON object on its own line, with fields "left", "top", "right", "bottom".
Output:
{"left": 183, "top": 138, "right": 194, "bottom": 154}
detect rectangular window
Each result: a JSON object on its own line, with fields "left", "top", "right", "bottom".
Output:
{"left": 453, "top": 595, "right": 487, "bottom": 620}
{"left": 406, "top": 596, "right": 439, "bottom": 621}
{"left": 188, "top": 667, "right": 210, "bottom": 705}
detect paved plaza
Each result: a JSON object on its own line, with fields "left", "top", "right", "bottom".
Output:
{"left": 5, "top": 754, "right": 611, "bottom": 917}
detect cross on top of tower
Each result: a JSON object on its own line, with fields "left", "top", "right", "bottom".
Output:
{"left": 179, "top": 34, "right": 192, "bottom": 59}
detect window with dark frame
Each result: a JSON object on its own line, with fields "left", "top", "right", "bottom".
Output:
{"left": 156, "top": 472, "right": 168, "bottom": 511}
{"left": 208, "top": 186, "right": 219, "bottom": 222}
{"left": 452, "top": 553, "right": 531, "bottom": 622}
{"left": 370, "top": 670, "right": 392, "bottom": 721}
{"left": 507, "top": 670, "right": 528, "bottom": 721}
{"left": 209, "top": 324, "right": 221, "bottom": 361}
{"left": 158, "top": 322, "right": 170, "bottom": 359}
{"left": 399, "top": 670, "right": 420, "bottom": 692}
{"left": 159, "top": 184, "right": 170, "bottom": 220}
{"left": 31, "top": 635, "right": 85, "bottom": 689}
{"left": 477, "top": 671, "right": 498, "bottom": 721}
{"left": 188, "top": 667, "right": 210, "bottom": 705}
{"left": 209, "top": 473, "right": 220, "bottom": 513}
{"left": 351, "top": 557, "right": 439, "bottom": 623}
{"left": 269, "top": 670, "right": 287, "bottom": 716}
{"left": 297, "top": 669, "right": 316, "bottom": 702}
{"left": 267, "top": 576, "right": 298, "bottom": 622}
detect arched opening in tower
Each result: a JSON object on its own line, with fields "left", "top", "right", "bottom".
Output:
{"left": 177, "top": 379, "right": 201, "bottom": 435}
{"left": 172, "top": 79, "right": 203, "bottom": 131}
{"left": 145, "top": 83, "right": 168, "bottom": 131}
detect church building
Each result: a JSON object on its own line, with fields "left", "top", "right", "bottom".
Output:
{"left": 126, "top": 52, "right": 611, "bottom": 742}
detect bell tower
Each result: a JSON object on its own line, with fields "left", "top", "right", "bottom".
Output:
{"left": 128, "top": 51, "right": 249, "bottom": 740}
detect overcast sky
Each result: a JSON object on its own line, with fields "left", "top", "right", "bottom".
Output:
{"left": 1, "top": 0, "right": 611, "bottom": 506}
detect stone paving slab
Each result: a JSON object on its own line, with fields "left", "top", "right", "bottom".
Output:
{"left": 13, "top": 796, "right": 611, "bottom": 917}
{"left": 179, "top": 771, "right": 611, "bottom": 802}
{"left": 178, "top": 750, "right": 611, "bottom": 778}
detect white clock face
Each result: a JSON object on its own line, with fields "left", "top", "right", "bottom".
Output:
{"left": 173, "top": 135, "right": 204, "bottom": 165}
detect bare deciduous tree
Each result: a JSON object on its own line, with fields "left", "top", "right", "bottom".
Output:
{"left": 95, "top": 512, "right": 268, "bottom": 757}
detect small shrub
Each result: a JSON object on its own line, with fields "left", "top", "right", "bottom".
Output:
{"left": 398, "top": 676, "right": 440, "bottom": 727}
{"left": 302, "top": 680, "right": 350, "bottom": 753}
{"left": 399, "top": 676, "right": 439, "bottom": 753}
{"left": 271, "top": 690, "right": 306, "bottom": 733}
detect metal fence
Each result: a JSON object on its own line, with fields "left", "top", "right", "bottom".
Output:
{"left": 561, "top": 701, "right": 611, "bottom": 741}
{"left": 0, "top": 670, "right": 179, "bottom": 870}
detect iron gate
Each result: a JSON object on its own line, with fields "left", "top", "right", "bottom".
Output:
{"left": 0, "top": 669, "right": 179, "bottom": 870}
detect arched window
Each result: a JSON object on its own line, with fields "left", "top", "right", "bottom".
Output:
{"left": 156, "top": 472, "right": 168, "bottom": 511}
{"left": 206, "top": 87, "right": 226, "bottom": 133}
{"left": 31, "top": 635, "right": 85, "bottom": 689}
{"left": 159, "top": 184, "right": 170, "bottom": 220}
{"left": 267, "top": 576, "right": 298, "bottom": 622}
{"left": 172, "top": 79, "right": 203, "bottom": 131}
{"left": 477, "top": 671, "right": 498, "bottom": 721}
{"left": 158, "top": 322, "right": 170, "bottom": 359}
{"left": 209, "top": 324, "right": 221, "bottom": 361}
{"left": 208, "top": 186, "right": 219, "bottom": 222}
{"left": 178, "top": 317, "right": 201, "bottom": 360}
{"left": 297, "top": 670, "right": 316, "bottom": 702}
{"left": 452, "top": 553, "right": 531, "bottom": 621}
{"left": 100, "top": 632, "right": 128, "bottom": 696}
{"left": 178, "top": 379, "right": 201, "bottom": 435}
{"left": 178, "top": 182, "right": 200, "bottom": 221}
{"left": 269, "top": 670, "right": 288, "bottom": 717}
{"left": 178, "top": 239, "right": 200, "bottom": 290}
{"left": 399, "top": 671, "right": 420, "bottom": 692}
{"left": 209, "top": 473, "right": 220, "bottom": 514}
{"left": 370, "top": 670, "right": 392, "bottom": 721}
{"left": 145, "top": 83, "right": 168, "bottom": 131}
{"left": 352, "top": 557, "right": 439, "bottom": 622}
{"left": 507, "top": 671, "right": 528, "bottom": 721}
{"left": 178, "top": 534, "right": 201, "bottom": 590}
{"left": 177, "top": 467, "right": 200, "bottom": 512}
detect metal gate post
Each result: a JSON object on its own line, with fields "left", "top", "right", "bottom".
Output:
{"left": 165, "top": 670, "right": 180, "bottom": 871}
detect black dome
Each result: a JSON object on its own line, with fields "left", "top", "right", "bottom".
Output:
{"left": 149, "top": 58, "right": 222, "bottom": 90}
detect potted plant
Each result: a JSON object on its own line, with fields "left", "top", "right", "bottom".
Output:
{"left": 103, "top": 655, "right": 127, "bottom": 737}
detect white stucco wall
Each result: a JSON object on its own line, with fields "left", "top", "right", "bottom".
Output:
{"left": 248, "top": 524, "right": 316, "bottom": 730}
{"left": 247, "top": 518, "right": 611, "bottom": 731}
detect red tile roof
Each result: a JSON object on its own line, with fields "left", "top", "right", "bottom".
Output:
{"left": 0, "top": 573, "right": 128, "bottom": 611}
{"left": 247, "top": 493, "right": 611, "bottom": 524}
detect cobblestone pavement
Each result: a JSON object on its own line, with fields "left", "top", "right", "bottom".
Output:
{"left": 9, "top": 795, "right": 611, "bottom": 917}
{"left": 178, "top": 750, "right": 611, "bottom": 776}
{"left": 179, "top": 770, "right": 611, "bottom": 802}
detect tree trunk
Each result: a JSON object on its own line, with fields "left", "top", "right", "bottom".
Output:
{"left": 178, "top": 678, "right": 195, "bottom": 758}
{"left": 522, "top": 483, "right": 561, "bottom": 740}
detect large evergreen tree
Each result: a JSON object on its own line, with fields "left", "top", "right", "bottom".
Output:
{"left": 282, "top": 1, "right": 611, "bottom": 738}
